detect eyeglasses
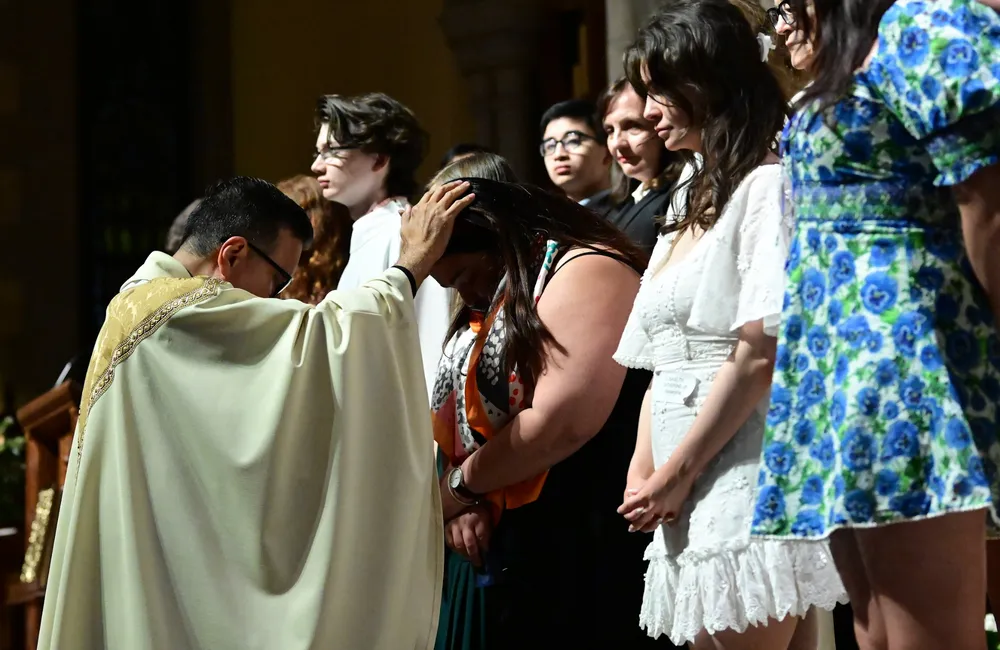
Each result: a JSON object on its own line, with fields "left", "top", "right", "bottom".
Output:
{"left": 766, "top": 1, "right": 795, "bottom": 27}
{"left": 313, "top": 145, "right": 356, "bottom": 165}
{"left": 539, "top": 131, "right": 598, "bottom": 157}
{"left": 246, "top": 241, "right": 293, "bottom": 298}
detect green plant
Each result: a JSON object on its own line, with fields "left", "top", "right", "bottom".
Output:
{"left": 0, "top": 415, "right": 25, "bottom": 528}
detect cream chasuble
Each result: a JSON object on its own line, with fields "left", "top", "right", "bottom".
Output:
{"left": 37, "top": 252, "right": 443, "bottom": 650}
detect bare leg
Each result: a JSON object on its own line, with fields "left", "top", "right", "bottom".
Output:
{"left": 830, "top": 529, "right": 887, "bottom": 649}
{"left": 690, "top": 615, "right": 798, "bottom": 650}
{"left": 786, "top": 608, "right": 818, "bottom": 650}
{"left": 853, "top": 511, "right": 987, "bottom": 650}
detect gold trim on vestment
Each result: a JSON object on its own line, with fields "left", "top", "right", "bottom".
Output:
{"left": 74, "top": 277, "right": 222, "bottom": 474}
{"left": 20, "top": 487, "right": 57, "bottom": 584}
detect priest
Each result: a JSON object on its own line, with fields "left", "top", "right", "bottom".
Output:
{"left": 37, "top": 176, "right": 475, "bottom": 650}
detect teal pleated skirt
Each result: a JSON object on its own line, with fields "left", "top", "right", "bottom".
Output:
{"left": 435, "top": 451, "right": 488, "bottom": 650}
{"left": 435, "top": 549, "right": 488, "bottom": 650}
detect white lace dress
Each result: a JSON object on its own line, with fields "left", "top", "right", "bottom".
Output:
{"left": 614, "top": 163, "right": 847, "bottom": 645}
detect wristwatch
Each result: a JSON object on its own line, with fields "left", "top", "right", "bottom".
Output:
{"left": 446, "top": 467, "right": 479, "bottom": 505}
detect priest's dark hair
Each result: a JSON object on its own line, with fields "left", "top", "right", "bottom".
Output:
{"left": 317, "top": 92, "right": 429, "bottom": 199}
{"left": 181, "top": 176, "right": 314, "bottom": 256}
{"left": 444, "top": 178, "right": 646, "bottom": 382}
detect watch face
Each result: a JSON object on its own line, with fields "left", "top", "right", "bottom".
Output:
{"left": 448, "top": 469, "right": 463, "bottom": 490}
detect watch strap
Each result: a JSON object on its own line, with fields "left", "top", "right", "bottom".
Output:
{"left": 448, "top": 467, "right": 479, "bottom": 505}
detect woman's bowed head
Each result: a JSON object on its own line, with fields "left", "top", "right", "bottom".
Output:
{"left": 397, "top": 181, "right": 476, "bottom": 286}
{"left": 410, "top": 177, "right": 646, "bottom": 381}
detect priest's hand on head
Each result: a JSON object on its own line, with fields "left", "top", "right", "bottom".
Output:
{"left": 397, "top": 180, "right": 475, "bottom": 287}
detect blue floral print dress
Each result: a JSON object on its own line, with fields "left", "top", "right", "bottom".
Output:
{"left": 752, "top": 0, "right": 1000, "bottom": 540}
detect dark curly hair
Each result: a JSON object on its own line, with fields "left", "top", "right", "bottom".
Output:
{"left": 316, "top": 92, "right": 429, "bottom": 199}
{"left": 625, "top": 0, "right": 787, "bottom": 234}
{"left": 277, "top": 175, "right": 351, "bottom": 304}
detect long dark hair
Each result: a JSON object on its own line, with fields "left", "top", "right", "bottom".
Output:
{"left": 728, "top": 0, "right": 809, "bottom": 99}
{"left": 787, "top": 0, "right": 895, "bottom": 107}
{"left": 444, "top": 178, "right": 647, "bottom": 382}
{"left": 625, "top": 0, "right": 787, "bottom": 233}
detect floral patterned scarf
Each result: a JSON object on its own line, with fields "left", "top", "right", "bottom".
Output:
{"left": 430, "top": 240, "right": 559, "bottom": 521}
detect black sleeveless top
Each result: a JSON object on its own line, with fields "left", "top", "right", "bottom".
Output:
{"left": 491, "top": 247, "right": 651, "bottom": 562}
{"left": 482, "top": 248, "right": 657, "bottom": 647}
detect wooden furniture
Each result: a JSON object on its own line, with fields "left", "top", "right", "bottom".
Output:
{"left": 6, "top": 381, "right": 81, "bottom": 650}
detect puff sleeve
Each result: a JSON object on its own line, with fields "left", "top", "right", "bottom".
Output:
{"left": 686, "top": 164, "right": 792, "bottom": 337}
{"left": 866, "top": 0, "right": 1000, "bottom": 186}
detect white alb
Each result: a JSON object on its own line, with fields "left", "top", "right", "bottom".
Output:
{"left": 614, "top": 163, "right": 847, "bottom": 645}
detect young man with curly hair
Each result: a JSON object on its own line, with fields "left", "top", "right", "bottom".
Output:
{"left": 312, "top": 93, "right": 454, "bottom": 398}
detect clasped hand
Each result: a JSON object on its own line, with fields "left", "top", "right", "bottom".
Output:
{"left": 438, "top": 470, "right": 493, "bottom": 566}
{"left": 618, "top": 462, "right": 694, "bottom": 533}
{"left": 444, "top": 505, "right": 492, "bottom": 567}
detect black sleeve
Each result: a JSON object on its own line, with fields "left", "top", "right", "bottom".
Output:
{"left": 391, "top": 265, "right": 418, "bottom": 297}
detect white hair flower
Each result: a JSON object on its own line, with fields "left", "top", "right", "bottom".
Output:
{"left": 757, "top": 33, "right": 776, "bottom": 62}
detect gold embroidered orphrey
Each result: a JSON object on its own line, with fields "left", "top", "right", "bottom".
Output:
{"left": 21, "top": 487, "right": 57, "bottom": 584}
{"left": 73, "top": 277, "right": 223, "bottom": 474}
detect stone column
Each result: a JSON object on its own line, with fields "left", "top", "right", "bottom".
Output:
{"left": 605, "top": 0, "right": 637, "bottom": 82}
{"left": 439, "top": 0, "right": 544, "bottom": 180}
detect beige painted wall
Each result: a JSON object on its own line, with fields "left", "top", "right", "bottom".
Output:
{"left": 231, "top": 0, "right": 476, "bottom": 187}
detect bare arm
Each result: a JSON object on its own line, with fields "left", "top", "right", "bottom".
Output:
{"left": 459, "top": 254, "right": 640, "bottom": 494}
{"left": 619, "top": 319, "right": 776, "bottom": 531}
{"left": 977, "top": 0, "right": 1000, "bottom": 10}
{"left": 625, "top": 382, "right": 655, "bottom": 491}
{"left": 668, "top": 320, "right": 776, "bottom": 483}
{"left": 955, "top": 164, "right": 1000, "bottom": 326}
